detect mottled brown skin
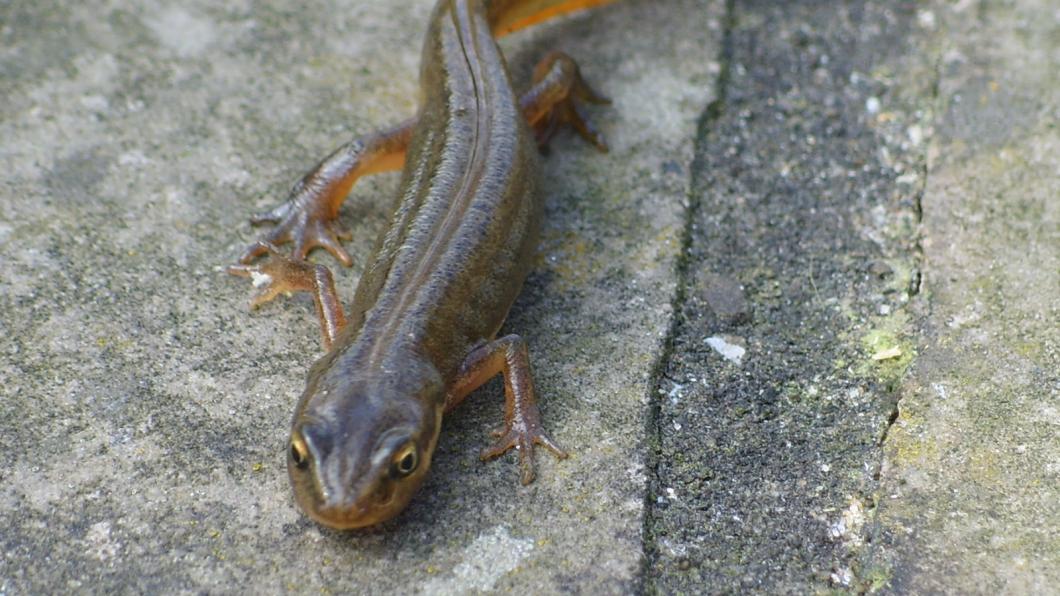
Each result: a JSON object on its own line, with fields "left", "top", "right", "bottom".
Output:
{"left": 229, "top": 0, "right": 614, "bottom": 529}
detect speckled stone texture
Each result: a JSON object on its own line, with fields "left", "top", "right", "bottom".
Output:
{"left": 2, "top": 0, "right": 1056, "bottom": 593}
{"left": 0, "top": 0, "right": 719, "bottom": 593}
{"left": 644, "top": 1, "right": 925, "bottom": 591}
{"left": 865, "top": 0, "right": 1060, "bottom": 592}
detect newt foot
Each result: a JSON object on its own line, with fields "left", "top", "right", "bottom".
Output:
{"left": 228, "top": 242, "right": 324, "bottom": 308}
{"left": 532, "top": 51, "right": 612, "bottom": 152}
{"left": 481, "top": 409, "right": 569, "bottom": 486}
{"left": 239, "top": 181, "right": 353, "bottom": 267}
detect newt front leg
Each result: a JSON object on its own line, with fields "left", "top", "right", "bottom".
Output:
{"left": 235, "top": 52, "right": 607, "bottom": 270}
{"left": 238, "top": 118, "right": 416, "bottom": 266}
{"left": 228, "top": 242, "right": 347, "bottom": 349}
{"left": 230, "top": 51, "right": 608, "bottom": 485}
{"left": 446, "top": 334, "right": 569, "bottom": 485}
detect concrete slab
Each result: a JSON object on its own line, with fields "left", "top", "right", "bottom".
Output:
{"left": 643, "top": 1, "right": 928, "bottom": 592}
{"left": 6, "top": 0, "right": 1053, "bottom": 593}
{"left": 866, "top": 0, "right": 1060, "bottom": 592}
{"left": 0, "top": 0, "right": 720, "bottom": 593}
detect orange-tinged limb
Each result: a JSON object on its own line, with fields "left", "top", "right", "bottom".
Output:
{"left": 239, "top": 118, "right": 416, "bottom": 267}
{"left": 490, "top": 0, "right": 619, "bottom": 37}
{"left": 228, "top": 242, "right": 347, "bottom": 350}
{"left": 520, "top": 51, "right": 611, "bottom": 151}
{"left": 446, "top": 334, "right": 569, "bottom": 485}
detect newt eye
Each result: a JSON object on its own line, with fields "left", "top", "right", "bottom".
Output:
{"left": 391, "top": 443, "right": 418, "bottom": 478}
{"left": 290, "top": 436, "right": 309, "bottom": 469}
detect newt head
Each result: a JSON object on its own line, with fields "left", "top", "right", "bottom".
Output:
{"left": 287, "top": 364, "right": 444, "bottom": 529}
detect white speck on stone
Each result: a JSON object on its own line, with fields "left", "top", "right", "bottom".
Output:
{"left": 85, "top": 521, "right": 121, "bottom": 562}
{"left": 420, "top": 526, "right": 534, "bottom": 595}
{"left": 908, "top": 124, "right": 924, "bottom": 147}
{"left": 829, "top": 516, "right": 847, "bottom": 540}
{"left": 665, "top": 487, "right": 678, "bottom": 501}
{"left": 667, "top": 382, "right": 685, "bottom": 404}
{"left": 80, "top": 94, "right": 109, "bottom": 112}
{"left": 250, "top": 271, "right": 271, "bottom": 288}
{"left": 932, "top": 383, "right": 948, "bottom": 399}
{"left": 866, "top": 96, "right": 881, "bottom": 114}
{"left": 829, "top": 497, "right": 867, "bottom": 554}
{"left": 872, "top": 346, "right": 902, "bottom": 361}
{"left": 660, "top": 537, "right": 687, "bottom": 557}
{"left": 118, "top": 150, "right": 149, "bottom": 167}
{"left": 705, "top": 335, "right": 746, "bottom": 365}
{"left": 917, "top": 10, "right": 936, "bottom": 30}
{"left": 896, "top": 171, "right": 919, "bottom": 186}
{"left": 144, "top": 7, "right": 217, "bottom": 58}
{"left": 831, "top": 567, "right": 854, "bottom": 587}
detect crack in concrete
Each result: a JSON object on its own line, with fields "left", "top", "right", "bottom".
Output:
{"left": 868, "top": 24, "right": 941, "bottom": 457}
{"left": 637, "top": 0, "right": 737, "bottom": 591}
{"left": 640, "top": 2, "right": 932, "bottom": 585}
{"left": 859, "top": 21, "right": 945, "bottom": 593}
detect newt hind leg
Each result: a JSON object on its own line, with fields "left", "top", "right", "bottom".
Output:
{"left": 446, "top": 334, "right": 569, "bottom": 485}
{"left": 520, "top": 51, "right": 612, "bottom": 152}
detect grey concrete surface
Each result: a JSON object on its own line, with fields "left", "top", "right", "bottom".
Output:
{"left": 0, "top": 0, "right": 719, "bottom": 593}
{"left": 865, "top": 0, "right": 1060, "bottom": 592}
{"left": 644, "top": 1, "right": 926, "bottom": 592}
{"left": 3, "top": 0, "right": 1057, "bottom": 594}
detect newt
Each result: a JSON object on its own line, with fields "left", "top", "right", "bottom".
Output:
{"left": 229, "top": 0, "right": 615, "bottom": 529}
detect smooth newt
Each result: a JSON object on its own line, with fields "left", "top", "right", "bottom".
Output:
{"left": 229, "top": 0, "right": 615, "bottom": 529}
